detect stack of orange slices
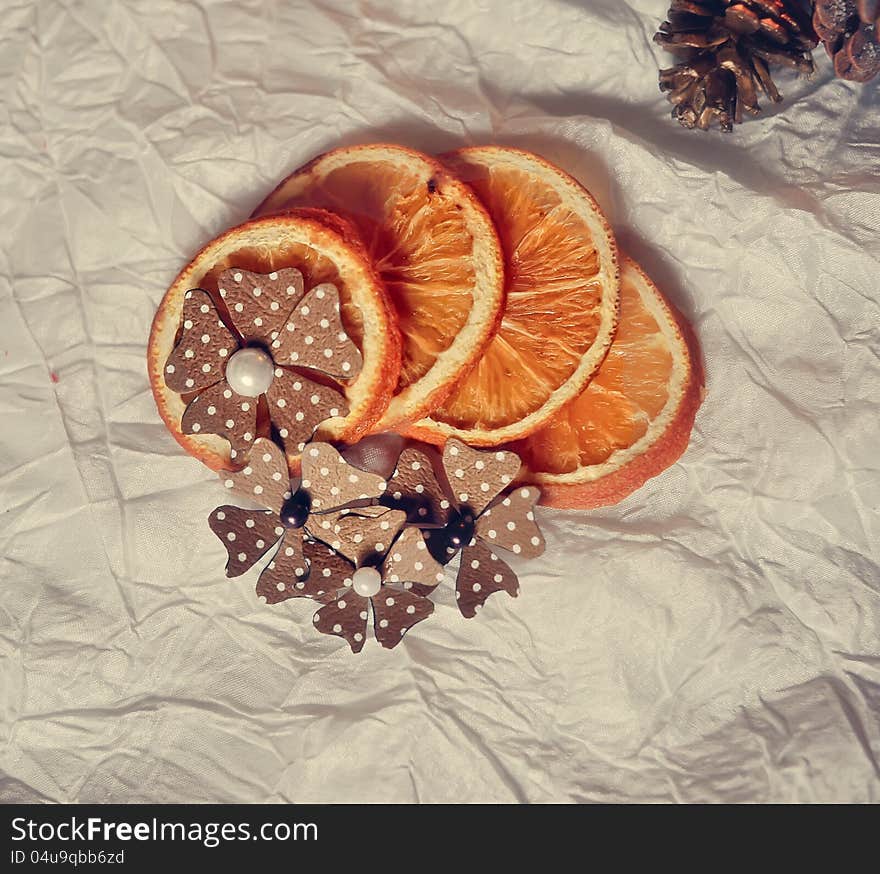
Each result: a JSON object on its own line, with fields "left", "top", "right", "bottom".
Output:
{"left": 149, "top": 143, "right": 704, "bottom": 509}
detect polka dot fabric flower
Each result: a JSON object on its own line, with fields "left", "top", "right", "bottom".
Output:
{"left": 164, "top": 267, "right": 362, "bottom": 463}
{"left": 404, "top": 438, "right": 546, "bottom": 617}
{"left": 310, "top": 527, "right": 445, "bottom": 652}
{"left": 208, "top": 438, "right": 395, "bottom": 603}
{"left": 208, "top": 436, "right": 546, "bottom": 652}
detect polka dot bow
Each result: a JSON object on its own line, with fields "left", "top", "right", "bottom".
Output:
{"left": 389, "top": 439, "right": 546, "bottom": 618}
{"left": 164, "top": 267, "right": 362, "bottom": 462}
{"left": 208, "top": 439, "right": 399, "bottom": 603}
{"left": 309, "top": 527, "right": 445, "bottom": 652}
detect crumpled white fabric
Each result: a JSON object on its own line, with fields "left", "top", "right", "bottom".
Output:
{"left": 1, "top": 0, "right": 878, "bottom": 804}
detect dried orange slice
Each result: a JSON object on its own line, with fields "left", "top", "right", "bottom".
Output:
{"left": 148, "top": 210, "right": 400, "bottom": 472}
{"left": 405, "top": 146, "right": 620, "bottom": 446}
{"left": 512, "top": 257, "right": 704, "bottom": 509}
{"left": 253, "top": 144, "right": 505, "bottom": 430}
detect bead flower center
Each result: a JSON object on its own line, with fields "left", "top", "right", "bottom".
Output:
{"left": 352, "top": 567, "right": 382, "bottom": 598}
{"left": 225, "top": 347, "right": 274, "bottom": 397}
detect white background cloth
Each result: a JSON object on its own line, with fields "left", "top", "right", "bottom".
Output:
{"left": 2, "top": 0, "right": 879, "bottom": 803}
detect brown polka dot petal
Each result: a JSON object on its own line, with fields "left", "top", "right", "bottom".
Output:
{"left": 218, "top": 436, "right": 291, "bottom": 512}
{"left": 309, "top": 507, "right": 406, "bottom": 567}
{"left": 271, "top": 282, "right": 363, "bottom": 381}
{"left": 208, "top": 506, "right": 282, "bottom": 578}
{"left": 371, "top": 586, "right": 433, "bottom": 649}
{"left": 164, "top": 289, "right": 238, "bottom": 395}
{"left": 253, "top": 528, "right": 309, "bottom": 604}
{"left": 266, "top": 370, "right": 349, "bottom": 458}
{"left": 381, "top": 527, "right": 445, "bottom": 595}
{"left": 848, "top": 26, "right": 880, "bottom": 79}
{"left": 313, "top": 591, "right": 370, "bottom": 653}
{"left": 304, "top": 503, "right": 391, "bottom": 548}
{"left": 442, "top": 438, "right": 521, "bottom": 516}
{"left": 385, "top": 446, "right": 451, "bottom": 526}
{"left": 303, "top": 539, "right": 356, "bottom": 603}
{"left": 300, "top": 443, "right": 387, "bottom": 512}
{"left": 219, "top": 267, "right": 304, "bottom": 347}
{"left": 183, "top": 381, "right": 258, "bottom": 467}
{"left": 476, "top": 486, "right": 545, "bottom": 559}
{"left": 455, "top": 539, "right": 519, "bottom": 619}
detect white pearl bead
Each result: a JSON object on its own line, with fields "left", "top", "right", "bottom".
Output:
{"left": 225, "top": 347, "right": 274, "bottom": 397}
{"left": 352, "top": 566, "right": 382, "bottom": 598}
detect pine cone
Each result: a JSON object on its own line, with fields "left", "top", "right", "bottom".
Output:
{"left": 656, "top": 1, "right": 818, "bottom": 132}
{"left": 814, "top": 0, "right": 880, "bottom": 82}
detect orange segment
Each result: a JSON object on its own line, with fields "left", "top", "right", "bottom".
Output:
{"left": 253, "top": 144, "right": 504, "bottom": 429}
{"left": 406, "top": 146, "right": 620, "bottom": 446}
{"left": 513, "top": 257, "right": 704, "bottom": 509}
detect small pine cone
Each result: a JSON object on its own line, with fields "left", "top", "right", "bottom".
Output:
{"left": 814, "top": 0, "right": 880, "bottom": 82}
{"left": 655, "top": 1, "right": 818, "bottom": 132}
